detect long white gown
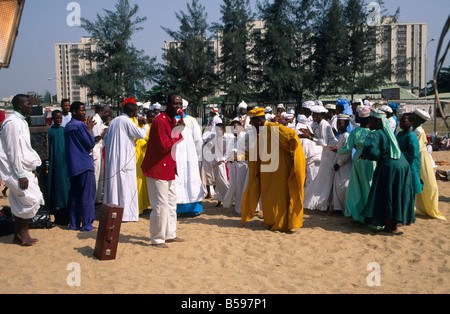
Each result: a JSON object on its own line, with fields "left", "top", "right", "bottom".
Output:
{"left": 103, "top": 114, "right": 149, "bottom": 222}
{"left": 222, "top": 132, "right": 249, "bottom": 214}
{"left": 303, "top": 119, "right": 338, "bottom": 211}
{"left": 0, "top": 112, "right": 44, "bottom": 219}
{"left": 332, "top": 132, "right": 352, "bottom": 211}
{"left": 174, "top": 115, "right": 204, "bottom": 207}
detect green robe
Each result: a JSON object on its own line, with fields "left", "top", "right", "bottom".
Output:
{"left": 48, "top": 125, "right": 71, "bottom": 210}
{"left": 361, "top": 129, "right": 415, "bottom": 226}
{"left": 337, "top": 127, "right": 376, "bottom": 223}
{"left": 396, "top": 130, "right": 423, "bottom": 194}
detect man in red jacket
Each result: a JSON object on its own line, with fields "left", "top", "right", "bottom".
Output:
{"left": 141, "top": 93, "right": 186, "bottom": 248}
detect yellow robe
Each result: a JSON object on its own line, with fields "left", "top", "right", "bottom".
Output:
{"left": 414, "top": 126, "right": 445, "bottom": 220}
{"left": 132, "top": 117, "right": 151, "bottom": 215}
{"left": 242, "top": 121, "right": 306, "bottom": 231}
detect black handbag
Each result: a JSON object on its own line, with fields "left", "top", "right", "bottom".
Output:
{"left": 29, "top": 209, "right": 53, "bottom": 230}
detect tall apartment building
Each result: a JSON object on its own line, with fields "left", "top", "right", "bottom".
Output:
{"left": 54, "top": 37, "right": 101, "bottom": 105}
{"left": 375, "top": 20, "right": 428, "bottom": 90}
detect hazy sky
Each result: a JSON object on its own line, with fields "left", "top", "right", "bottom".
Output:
{"left": 0, "top": 0, "right": 448, "bottom": 99}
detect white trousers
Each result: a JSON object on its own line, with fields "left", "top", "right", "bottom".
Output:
{"left": 93, "top": 151, "right": 104, "bottom": 204}
{"left": 147, "top": 178, "right": 177, "bottom": 245}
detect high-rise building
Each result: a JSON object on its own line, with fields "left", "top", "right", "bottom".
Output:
{"left": 377, "top": 20, "right": 428, "bottom": 90}
{"left": 54, "top": 37, "right": 101, "bottom": 105}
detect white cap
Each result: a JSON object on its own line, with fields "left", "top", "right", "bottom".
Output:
{"left": 413, "top": 108, "right": 431, "bottom": 121}
{"left": 315, "top": 100, "right": 323, "bottom": 106}
{"left": 325, "top": 104, "right": 336, "bottom": 110}
{"left": 154, "top": 103, "right": 162, "bottom": 110}
{"left": 238, "top": 101, "right": 248, "bottom": 109}
{"left": 287, "top": 108, "right": 295, "bottom": 114}
{"left": 285, "top": 113, "right": 294, "bottom": 120}
{"left": 380, "top": 105, "right": 393, "bottom": 114}
{"left": 277, "top": 103, "right": 285, "bottom": 109}
{"left": 265, "top": 106, "right": 272, "bottom": 113}
{"left": 297, "top": 114, "right": 309, "bottom": 124}
{"left": 302, "top": 101, "right": 315, "bottom": 109}
{"left": 143, "top": 102, "right": 150, "bottom": 110}
{"left": 310, "top": 106, "right": 328, "bottom": 114}
{"left": 182, "top": 99, "right": 189, "bottom": 110}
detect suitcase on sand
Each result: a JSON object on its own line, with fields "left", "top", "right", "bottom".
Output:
{"left": 94, "top": 204, "right": 124, "bottom": 261}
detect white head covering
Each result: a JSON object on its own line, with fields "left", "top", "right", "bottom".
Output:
{"left": 364, "top": 99, "right": 373, "bottom": 106}
{"left": 413, "top": 108, "right": 431, "bottom": 121}
{"left": 265, "top": 106, "right": 272, "bottom": 113}
{"left": 315, "top": 100, "right": 323, "bottom": 106}
{"left": 154, "top": 103, "right": 162, "bottom": 110}
{"left": 302, "top": 101, "right": 315, "bottom": 109}
{"left": 325, "top": 104, "right": 336, "bottom": 110}
{"left": 277, "top": 103, "right": 285, "bottom": 109}
{"left": 143, "top": 102, "right": 150, "bottom": 110}
{"left": 297, "top": 114, "right": 309, "bottom": 124}
{"left": 337, "top": 113, "right": 351, "bottom": 121}
{"left": 285, "top": 113, "right": 294, "bottom": 120}
{"left": 380, "top": 105, "right": 393, "bottom": 114}
{"left": 353, "top": 98, "right": 363, "bottom": 106}
{"left": 182, "top": 99, "right": 189, "bottom": 110}
{"left": 287, "top": 108, "right": 295, "bottom": 115}
{"left": 238, "top": 101, "right": 248, "bottom": 110}
{"left": 358, "top": 106, "right": 371, "bottom": 118}
{"left": 310, "top": 106, "right": 328, "bottom": 114}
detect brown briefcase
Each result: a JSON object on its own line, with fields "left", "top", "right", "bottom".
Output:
{"left": 94, "top": 204, "right": 124, "bottom": 261}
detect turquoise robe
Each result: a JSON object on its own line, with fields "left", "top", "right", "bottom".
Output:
{"left": 337, "top": 127, "right": 376, "bottom": 223}
{"left": 396, "top": 130, "right": 423, "bottom": 194}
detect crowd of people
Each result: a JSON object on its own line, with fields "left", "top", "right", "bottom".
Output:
{"left": 0, "top": 93, "right": 446, "bottom": 247}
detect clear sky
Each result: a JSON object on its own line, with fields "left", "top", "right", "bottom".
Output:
{"left": 0, "top": 0, "right": 448, "bottom": 99}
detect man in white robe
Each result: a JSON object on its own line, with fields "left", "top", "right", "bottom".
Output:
{"left": 205, "top": 123, "right": 231, "bottom": 206}
{"left": 221, "top": 121, "right": 251, "bottom": 214}
{"left": 236, "top": 101, "right": 251, "bottom": 130}
{"left": 303, "top": 105, "right": 338, "bottom": 211}
{"left": 92, "top": 105, "right": 111, "bottom": 205}
{"left": 0, "top": 94, "right": 44, "bottom": 246}
{"left": 103, "top": 98, "right": 149, "bottom": 222}
{"left": 296, "top": 123, "right": 322, "bottom": 188}
{"left": 206, "top": 107, "right": 222, "bottom": 128}
{"left": 175, "top": 99, "right": 205, "bottom": 216}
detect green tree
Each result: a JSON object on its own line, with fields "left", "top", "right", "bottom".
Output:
{"left": 427, "top": 66, "right": 450, "bottom": 95}
{"left": 162, "top": 0, "right": 218, "bottom": 107}
{"left": 77, "top": 0, "right": 159, "bottom": 112}
{"left": 308, "top": 0, "right": 349, "bottom": 98}
{"left": 290, "top": 0, "right": 317, "bottom": 104}
{"left": 253, "top": 0, "right": 298, "bottom": 102}
{"left": 216, "top": 0, "right": 254, "bottom": 104}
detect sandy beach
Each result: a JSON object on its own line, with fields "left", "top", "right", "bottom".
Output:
{"left": 0, "top": 150, "right": 449, "bottom": 295}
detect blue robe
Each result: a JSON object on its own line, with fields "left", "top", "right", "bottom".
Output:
{"left": 64, "top": 118, "right": 96, "bottom": 231}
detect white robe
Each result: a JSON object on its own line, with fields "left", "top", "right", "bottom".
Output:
{"left": 103, "top": 114, "right": 149, "bottom": 222}
{"left": 222, "top": 132, "right": 249, "bottom": 214}
{"left": 175, "top": 115, "right": 204, "bottom": 204}
{"left": 299, "top": 138, "right": 322, "bottom": 189}
{"left": 303, "top": 119, "right": 338, "bottom": 211}
{"left": 332, "top": 132, "right": 352, "bottom": 211}
{"left": 92, "top": 113, "right": 106, "bottom": 204}
{"left": 203, "top": 131, "right": 232, "bottom": 203}
{"left": 0, "top": 112, "right": 44, "bottom": 219}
